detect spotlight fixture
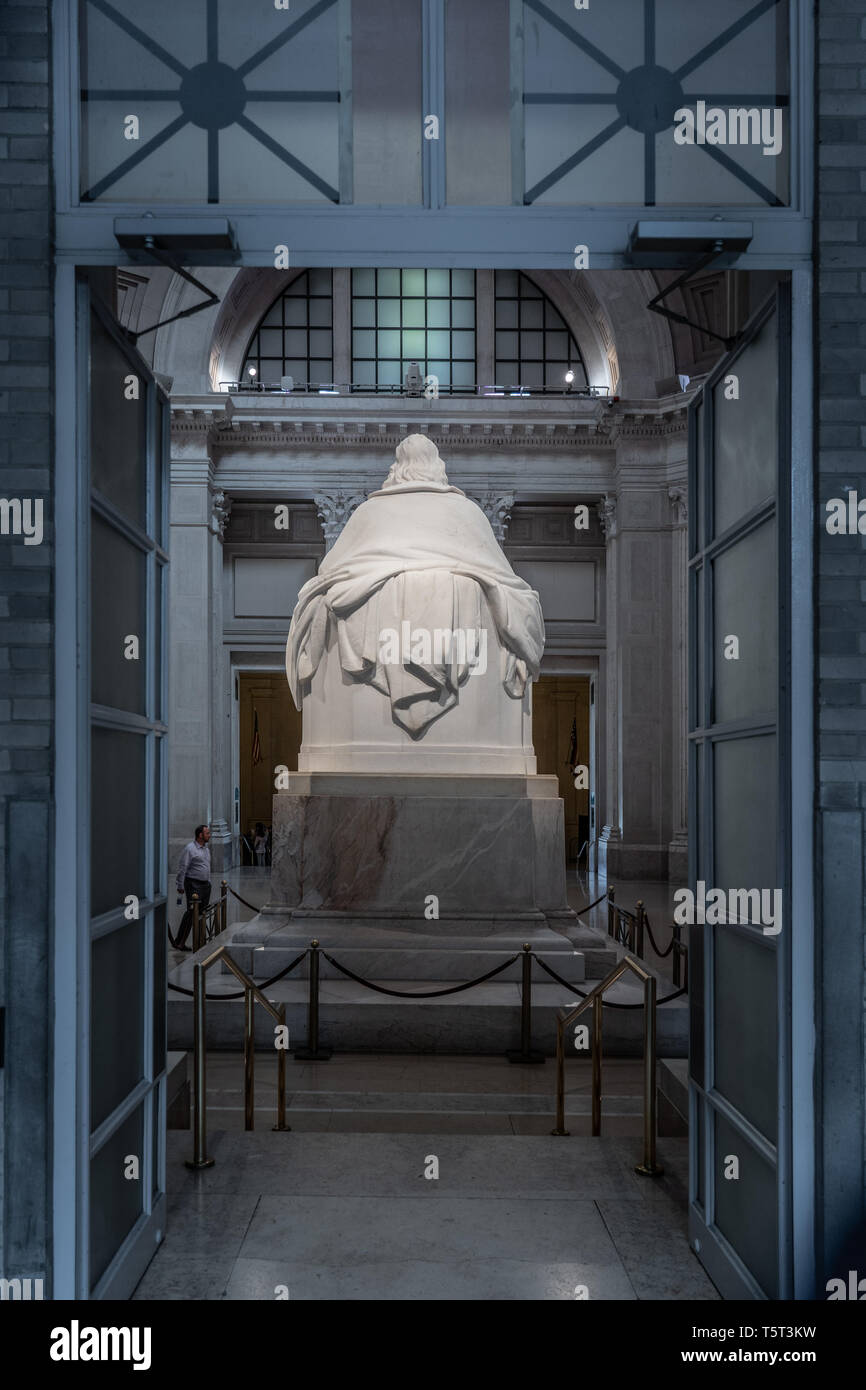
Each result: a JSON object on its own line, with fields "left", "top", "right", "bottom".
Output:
{"left": 565, "top": 369, "right": 575, "bottom": 385}
{"left": 248, "top": 366, "right": 257, "bottom": 378}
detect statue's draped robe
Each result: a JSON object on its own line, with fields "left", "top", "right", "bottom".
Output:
{"left": 287, "top": 483, "right": 545, "bottom": 736}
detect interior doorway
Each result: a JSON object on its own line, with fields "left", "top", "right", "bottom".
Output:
{"left": 532, "top": 676, "right": 592, "bottom": 865}
{"left": 237, "top": 672, "right": 301, "bottom": 864}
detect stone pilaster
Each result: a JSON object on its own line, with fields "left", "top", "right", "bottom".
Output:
{"left": 667, "top": 485, "right": 688, "bottom": 883}
{"left": 597, "top": 494, "right": 622, "bottom": 880}
{"left": 167, "top": 415, "right": 230, "bottom": 871}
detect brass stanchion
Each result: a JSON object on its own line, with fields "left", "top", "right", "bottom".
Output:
{"left": 591, "top": 994, "right": 602, "bottom": 1136}
{"left": 635, "top": 973, "right": 663, "bottom": 1176}
{"left": 552, "top": 1017, "right": 568, "bottom": 1135}
{"left": 273, "top": 1003, "right": 290, "bottom": 1131}
{"left": 192, "top": 892, "right": 200, "bottom": 953}
{"left": 607, "top": 886, "right": 616, "bottom": 938}
{"left": 244, "top": 985, "right": 255, "bottom": 1130}
{"left": 507, "top": 944, "right": 545, "bottom": 1063}
{"left": 294, "top": 940, "right": 332, "bottom": 1060}
{"left": 185, "top": 960, "right": 215, "bottom": 1169}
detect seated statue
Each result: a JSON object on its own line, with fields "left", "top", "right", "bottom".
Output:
{"left": 286, "top": 434, "right": 545, "bottom": 773}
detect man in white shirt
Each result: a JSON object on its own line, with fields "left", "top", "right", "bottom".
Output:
{"left": 173, "top": 824, "right": 212, "bottom": 950}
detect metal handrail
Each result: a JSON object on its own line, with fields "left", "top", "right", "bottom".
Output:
{"left": 186, "top": 942, "right": 290, "bottom": 1171}
{"left": 191, "top": 880, "right": 228, "bottom": 953}
{"left": 552, "top": 954, "right": 663, "bottom": 1177}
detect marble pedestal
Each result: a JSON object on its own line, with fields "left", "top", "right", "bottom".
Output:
{"left": 267, "top": 772, "right": 573, "bottom": 944}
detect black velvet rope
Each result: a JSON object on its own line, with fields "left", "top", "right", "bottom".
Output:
{"left": 534, "top": 954, "right": 687, "bottom": 1009}
{"left": 167, "top": 949, "right": 309, "bottom": 1000}
{"left": 321, "top": 950, "right": 520, "bottom": 998}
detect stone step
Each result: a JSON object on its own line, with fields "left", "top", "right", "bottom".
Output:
{"left": 225, "top": 943, "right": 588, "bottom": 984}
{"left": 658, "top": 1057, "right": 689, "bottom": 1136}
{"left": 167, "top": 975, "right": 688, "bottom": 1057}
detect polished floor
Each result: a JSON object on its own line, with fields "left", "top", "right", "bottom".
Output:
{"left": 150, "top": 868, "right": 710, "bottom": 1301}
{"left": 135, "top": 1051, "right": 716, "bottom": 1302}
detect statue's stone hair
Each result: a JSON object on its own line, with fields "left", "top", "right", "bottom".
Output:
{"left": 383, "top": 433, "right": 449, "bottom": 489}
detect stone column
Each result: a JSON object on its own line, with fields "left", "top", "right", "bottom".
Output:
{"left": 668, "top": 485, "right": 689, "bottom": 883}
{"left": 597, "top": 493, "right": 622, "bottom": 880}
{"left": 208, "top": 491, "right": 232, "bottom": 872}
{"left": 167, "top": 414, "right": 230, "bottom": 873}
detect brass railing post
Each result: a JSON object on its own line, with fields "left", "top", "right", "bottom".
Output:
{"left": 636, "top": 973, "right": 663, "bottom": 1176}
{"left": 273, "top": 1003, "right": 290, "bottom": 1131}
{"left": 591, "top": 994, "right": 602, "bottom": 1136}
{"left": 192, "top": 892, "right": 200, "bottom": 953}
{"left": 607, "top": 886, "right": 616, "bottom": 938}
{"left": 552, "top": 1017, "right": 568, "bottom": 1135}
{"left": 507, "top": 944, "right": 545, "bottom": 1064}
{"left": 244, "top": 985, "right": 255, "bottom": 1130}
{"left": 294, "top": 940, "right": 332, "bottom": 1060}
{"left": 672, "top": 925, "right": 686, "bottom": 989}
{"left": 185, "top": 960, "right": 214, "bottom": 1169}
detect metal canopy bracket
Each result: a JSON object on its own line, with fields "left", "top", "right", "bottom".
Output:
{"left": 628, "top": 220, "right": 754, "bottom": 351}
{"left": 113, "top": 217, "right": 237, "bottom": 343}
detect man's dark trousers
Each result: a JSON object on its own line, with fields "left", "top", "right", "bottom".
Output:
{"left": 176, "top": 877, "right": 212, "bottom": 948}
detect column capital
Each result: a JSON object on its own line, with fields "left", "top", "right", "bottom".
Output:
{"left": 469, "top": 492, "right": 514, "bottom": 544}
{"left": 668, "top": 485, "right": 688, "bottom": 525}
{"left": 314, "top": 491, "right": 367, "bottom": 550}
{"left": 598, "top": 494, "right": 618, "bottom": 540}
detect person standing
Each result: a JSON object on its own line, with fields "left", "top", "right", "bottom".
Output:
{"left": 173, "top": 824, "right": 212, "bottom": 950}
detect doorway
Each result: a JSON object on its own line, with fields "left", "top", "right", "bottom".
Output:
{"left": 237, "top": 671, "right": 301, "bottom": 864}
{"left": 532, "top": 676, "right": 592, "bottom": 865}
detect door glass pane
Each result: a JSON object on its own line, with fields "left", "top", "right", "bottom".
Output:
{"left": 91, "top": 729, "right": 146, "bottom": 916}
{"left": 693, "top": 401, "right": 703, "bottom": 555}
{"left": 714, "top": 930, "right": 777, "bottom": 1142}
{"left": 91, "top": 922, "right": 145, "bottom": 1130}
{"left": 91, "top": 515, "right": 147, "bottom": 716}
{"left": 714, "top": 1111, "right": 778, "bottom": 1298}
{"left": 89, "top": 1105, "right": 144, "bottom": 1290}
{"left": 153, "top": 903, "right": 166, "bottom": 1078}
{"left": 713, "top": 734, "right": 776, "bottom": 892}
{"left": 713, "top": 522, "right": 776, "bottom": 724}
{"left": 352, "top": 0, "right": 422, "bottom": 204}
{"left": 445, "top": 0, "right": 510, "bottom": 204}
{"left": 90, "top": 312, "right": 146, "bottom": 526}
{"left": 714, "top": 313, "right": 778, "bottom": 535}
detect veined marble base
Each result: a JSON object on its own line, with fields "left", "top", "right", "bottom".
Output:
{"left": 269, "top": 773, "right": 571, "bottom": 922}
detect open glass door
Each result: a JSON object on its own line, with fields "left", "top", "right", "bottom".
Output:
{"left": 688, "top": 283, "right": 792, "bottom": 1299}
{"left": 82, "top": 282, "right": 169, "bottom": 1298}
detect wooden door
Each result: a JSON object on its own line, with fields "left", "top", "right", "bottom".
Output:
{"left": 532, "top": 676, "right": 591, "bottom": 862}
{"left": 238, "top": 673, "right": 302, "bottom": 858}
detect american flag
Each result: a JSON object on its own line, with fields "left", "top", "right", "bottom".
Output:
{"left": 252, "top": 708, "right": 262, "bottom": 766}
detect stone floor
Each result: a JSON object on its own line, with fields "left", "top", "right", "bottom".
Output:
{"left": 135, "top": 1052, "right": 717, "bottom": 1301}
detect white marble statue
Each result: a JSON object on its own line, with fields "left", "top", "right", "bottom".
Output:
{"left": 286, "top": 434, "right": 544, "bottom": 764}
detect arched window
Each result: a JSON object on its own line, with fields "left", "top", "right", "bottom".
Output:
{"left": 351, "top": 268, "right": 476, "bottom": 392}
{"left": 494, "top": 273, "right": 588, "bottom": 391}
{"left": 241, "top": 270, "right": 334, "bottom": 389}
{"left": 237, "top": 268, "right": 592, "bottom": 393}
